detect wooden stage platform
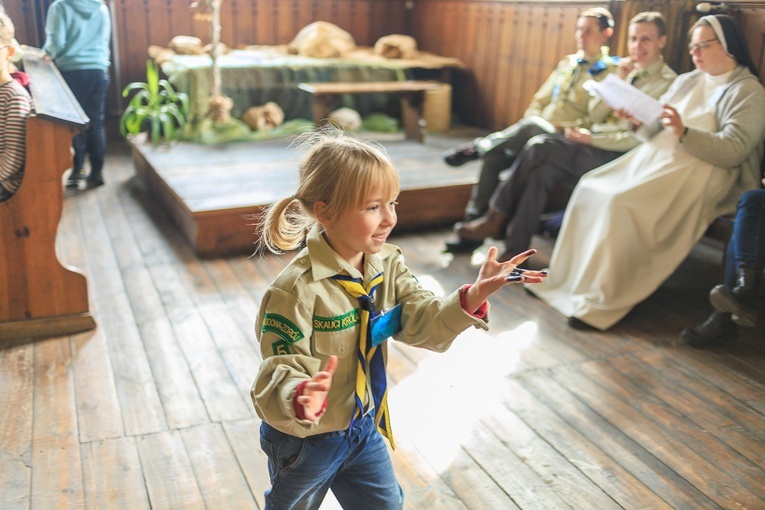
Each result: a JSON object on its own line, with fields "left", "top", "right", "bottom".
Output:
{"left": 131, "top": 129, "right": 483, "bottom": 258}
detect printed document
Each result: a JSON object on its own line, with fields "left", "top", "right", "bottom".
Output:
{"left": 587, "top": 74, "right": 663, "bottom": 126}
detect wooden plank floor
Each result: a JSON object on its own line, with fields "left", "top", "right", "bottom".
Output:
{"left": 1, "top": 142, "right": 764, "bottom": 510}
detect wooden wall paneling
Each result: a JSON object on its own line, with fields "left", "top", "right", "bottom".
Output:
{"left": 349, "top": 0, "right": 372, "bottom": 47}
{"left": 407, "top": 1, "right": 457, "bottom": 86}
{"left": 146, "top": 0, "right": 173, "bottom": 50}
{"left": 471, "top": 2, "right": 494, "bottom": 126}
{"left": 735, "top": 7, "right": 765, "bottom": 84}
{"left": 482, "top": 3, "right": 503, "bottom": 130}
{"left": 511, "top": 5, "right": 534, "bottom": 128}
{"left": 234, "top": 0, "right": 253, "bottom": 45}
{"left": 5, "top": 0, "right": 40, "bottom": 47}
{"left": 218, "top": 0, "right": 236, "bottom": 46}
{"left": 115, "top": 0, "right": 150, "bottom": 93}
{"left": 493, "top": 4, "right": 516, "bottom": 127}
{"left": 276, "top": 0, "right": 297, "bottom": 44}
{"left": 292, "top": 0, "right": 316, "bottom": 44}
{"left": 312, "top": 0, "right": 336, "bottom": 31}
{"left": 261, "top": 0, "right": 277, "bottom": 45}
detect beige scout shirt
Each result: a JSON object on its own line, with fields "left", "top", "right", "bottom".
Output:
{"left": 251, "top": 226, "right": 489, "bottom": 438}
{"left": 523, "top": 50, "right": 617, "bottom": 128}
{"left": 589, "top": 57, "right": 677, "bottom": 153}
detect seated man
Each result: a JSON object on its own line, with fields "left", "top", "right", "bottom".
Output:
{"left": 444, "top": 7, "right": 617, "bottom": 252}
{"left": 0, "top": 9, "right": 33, "bottom": 203}
{"left": 452, "top": 11, "right": 677, "bottom": 261}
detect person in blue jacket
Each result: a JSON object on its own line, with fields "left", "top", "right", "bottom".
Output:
{"left": 44, "top": 0, "right": 111, "bottom": 189}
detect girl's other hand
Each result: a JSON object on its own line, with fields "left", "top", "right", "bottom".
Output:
{"left": 296, "top": 355, "right": 338, "bottom": 422}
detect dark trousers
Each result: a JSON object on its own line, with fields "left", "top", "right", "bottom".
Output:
{"left": 61, "top": 69, "right": 109, "bottom": 180}
{"left": 465, "top": 116, "right": 557, "bottom": 219}
{"left": 725, "top": 189, "right": 765, "bottom": 288}
{"left": 490, "top": 134, "right": 622, "bottom": 255}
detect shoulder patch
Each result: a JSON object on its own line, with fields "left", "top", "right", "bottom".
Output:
{"left": 272, "top": 340, "right": 291, "bottom": 356}
{"left": 313, "top": 309, "right": 360, "bottom": 332}
{"left": 262, "top": 313, "right": 304, "bottom": 344}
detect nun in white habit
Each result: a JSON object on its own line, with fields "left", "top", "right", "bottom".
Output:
{"left": 526, "top": 15, "right": 765, "bottom": 331}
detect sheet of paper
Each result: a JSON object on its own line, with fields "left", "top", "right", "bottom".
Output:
{"left": 587, "top": 74, "right": 663, "bottom": 126}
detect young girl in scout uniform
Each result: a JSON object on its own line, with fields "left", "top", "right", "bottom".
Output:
{"left": 251, "top": 129, "right": 547, "bottom": 510}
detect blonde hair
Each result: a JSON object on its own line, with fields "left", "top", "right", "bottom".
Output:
{"left": 0, "top": 8, "right": 15, "bottom": 46}
{"left": 258, "top": 127, "right": 400, "bottom": 254}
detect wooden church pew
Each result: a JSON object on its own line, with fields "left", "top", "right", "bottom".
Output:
{"left": 0, "top": 48, "right": 94, "bottom": 340}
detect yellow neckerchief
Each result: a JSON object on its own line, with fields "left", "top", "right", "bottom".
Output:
{"left": 332, "top": 272, "right": 395, "bottom": 448}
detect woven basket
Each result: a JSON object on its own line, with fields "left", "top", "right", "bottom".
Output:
{"left": 423, "top": 83, "right": 452, "bottom": 133}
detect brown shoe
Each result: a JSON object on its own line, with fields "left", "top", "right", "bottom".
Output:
{"left": 455, "top": 208, "right": 508, "bottom": 241}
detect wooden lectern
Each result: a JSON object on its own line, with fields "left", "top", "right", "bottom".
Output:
{"left": 0, "top": 48, "right": 95, "bottom": 340}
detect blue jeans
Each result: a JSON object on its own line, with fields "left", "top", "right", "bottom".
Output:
{"left": 60, "top": 69, "right": 109, "bottom": 180}
{"left": 260, "top": 414, "right": 404, "bottom": 510}
{"left": 725, "top": 189, "right": 765, "bottom": 288}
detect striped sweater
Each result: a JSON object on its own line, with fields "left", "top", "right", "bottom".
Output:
{"left": 0, "top": 80, "right": 33, "bottom": 194}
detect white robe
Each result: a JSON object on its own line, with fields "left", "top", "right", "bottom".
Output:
{"left": 529, "top": 72, "right": 738, "bottom": 330}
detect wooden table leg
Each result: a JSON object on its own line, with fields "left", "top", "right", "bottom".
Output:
{"left": 401, "top": 92, "right": 427, "bottom": 143}
{"left": 312, "top": 94, "right": 337, "bottom": 126}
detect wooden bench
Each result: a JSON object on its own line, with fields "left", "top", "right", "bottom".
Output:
{"left": 298, "top": 80, "right": 443, "bottom": 143}
{"left": 0, "top": 47, "right": 94, "bottom": 341}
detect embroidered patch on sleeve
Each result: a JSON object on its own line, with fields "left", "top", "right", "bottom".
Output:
{"left": 313, "top": 309, "right": 360, "bottom": 332}
{"left": 272, "top": 340, "right": 291, "bottom": 356}
{"left": 262, "top": 314, "right": 304, "bottom": 344}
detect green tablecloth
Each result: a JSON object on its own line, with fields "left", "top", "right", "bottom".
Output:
{"left": 161, "top": 47, "right": 461, "bottom": 121}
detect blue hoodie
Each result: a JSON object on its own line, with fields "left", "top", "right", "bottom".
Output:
{"left": 43, "top": 0, "right": 111, "bottom": 72}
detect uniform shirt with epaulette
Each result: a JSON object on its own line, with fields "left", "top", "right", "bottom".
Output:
{"left": 251, "top": 225, "right": 489, "bottom": 438}
{"left": 524, "top": 49, "right": 618, "bottom": 129}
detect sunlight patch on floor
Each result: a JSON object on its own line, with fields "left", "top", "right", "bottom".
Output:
{"left": 389, "top": 321, "right": 538, "bottom": 472}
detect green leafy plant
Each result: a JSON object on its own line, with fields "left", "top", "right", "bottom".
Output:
{"left": 120, "top": 60, "right": 190, "bottom": 146}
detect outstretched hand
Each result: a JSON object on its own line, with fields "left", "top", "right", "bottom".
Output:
{"left": 464, "top": 247, "right": 548, "bottom": 312}
{"left": 296, "top": 355, "right": 338, "bottom": 422}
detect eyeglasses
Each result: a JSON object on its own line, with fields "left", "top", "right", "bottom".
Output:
{"left": 688, "top": 38, "right": 718, "bottom": 53}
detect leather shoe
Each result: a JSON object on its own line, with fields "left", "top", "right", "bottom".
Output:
{"left": 709, "top": 284, "right": 757, "bottom": 327}
{"left": 443, "top": 237, "right": 482, "bottom": 254}
{"left": 455, "top": 208, "right": 508, "bottom": 241}
{"left": 680, "top": 311, "right": 736, "bottom": 348}
{"left": 66, "top": 169, "right": 84, "bottom": 189}
{"left": 443, "top": 143, "right": 479, "bottom": 167}
{"left": 85, "top": 176, "right": 105, "bottom": 190}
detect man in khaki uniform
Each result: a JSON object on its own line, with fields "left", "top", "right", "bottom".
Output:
{"left": 454, "top": 12, "right": 678, "bottom": 262}
{"left": 444, "top": 7, "right": 618, "bottom": 252}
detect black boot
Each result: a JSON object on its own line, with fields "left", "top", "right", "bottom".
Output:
{"left": 66, "top": 169, "right": 84, "bottom": 189}
{"left": 680, "top": 311, "right": 736, "bottom": 349}
{"left": 732, "top": 267, "right": 759, "bottom": 301}
{"left": 709, "top": 284, "right": 758, "bottom": 327}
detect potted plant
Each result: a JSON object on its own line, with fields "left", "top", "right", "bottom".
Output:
{"left": 120, "top": 60, "right": 190, "bottom": 146}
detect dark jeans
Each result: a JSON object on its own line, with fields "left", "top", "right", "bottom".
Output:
{"left": 725, "top": 188, "right": 765, "bottom": 288}
{"left": 465, "top": 116, "right": 557, "bottom": 219}
{"left": 260, "top": 413, "right": 403, "bottom": 510}
{"left": 490, "top": 134, "right": 623, "bottom": 255}
{"left": 60, "top": 69, "right": 109, "bottom": 180}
